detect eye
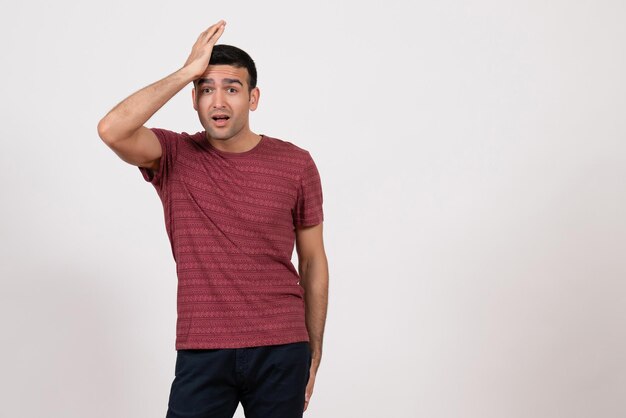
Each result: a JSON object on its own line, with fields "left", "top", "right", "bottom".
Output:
{"left": 201, "top": 87, "right": 214, "bottom": 94}
{"left": 227, "top": 87, "right": 238, "bottom": 94}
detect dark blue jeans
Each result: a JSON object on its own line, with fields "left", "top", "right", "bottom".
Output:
{"left": 166, "top": 342, "right": 312, "bottom": 418}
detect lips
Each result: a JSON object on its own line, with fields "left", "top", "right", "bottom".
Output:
{"left": 211, "top": 114, "right": 230, "bottom": 127}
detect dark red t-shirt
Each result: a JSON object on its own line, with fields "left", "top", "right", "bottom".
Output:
{"left": 139, "top": 128, "right": 324, "bottom": 349}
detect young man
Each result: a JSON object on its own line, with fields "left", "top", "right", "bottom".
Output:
{"left": 97, "top": 20, "right": 328, "bottom": 418}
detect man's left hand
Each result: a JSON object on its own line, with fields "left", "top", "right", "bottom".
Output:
{"left": 304, "top": 366, "right": 317, "bottom": 412}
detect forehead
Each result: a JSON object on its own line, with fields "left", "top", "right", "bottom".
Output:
{"left": 198, "top": 65, "right": 249, "bottom": 85}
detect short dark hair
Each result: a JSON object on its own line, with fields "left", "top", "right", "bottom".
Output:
{"left": 199, "top": 44, "right": 257, "bottom": 91}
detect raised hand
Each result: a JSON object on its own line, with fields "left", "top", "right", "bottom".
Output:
{"left": 183, "top": 20, "right": 226, "bottom": 79}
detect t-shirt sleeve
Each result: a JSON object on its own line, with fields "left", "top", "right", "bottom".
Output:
{"left": 293, "top": 153, "right": 324, "bottom": 227}
{"left": 138, "top": 128, "right": 180, "bottom": 189}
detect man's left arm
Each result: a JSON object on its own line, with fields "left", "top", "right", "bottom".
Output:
{"left": 295, "top": 222, "right": 329, "bottom": 412}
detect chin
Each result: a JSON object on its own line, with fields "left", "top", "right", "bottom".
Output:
{"left": 207, "top": 130, "right": 234, "bottom": 141}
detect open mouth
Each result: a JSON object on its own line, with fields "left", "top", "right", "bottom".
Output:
{"left": 211, "top": 114, "right": 230, "bottom": 127}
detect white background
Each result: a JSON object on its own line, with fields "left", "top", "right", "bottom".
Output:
{"left": 1, "top": 0, "right": 625, "bottom": 417}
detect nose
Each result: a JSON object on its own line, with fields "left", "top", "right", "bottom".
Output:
{"left": 212, "top": 89, "right": 226, "bottom": 109}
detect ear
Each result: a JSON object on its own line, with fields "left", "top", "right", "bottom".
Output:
{"left": 191, "top": 86, "right": 198, "bottom": 111}
{"left": 249, "top": 87, "right": 260, "bottom": 111}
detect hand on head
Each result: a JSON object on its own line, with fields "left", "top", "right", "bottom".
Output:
{"left": 184, "top": 20, "right": 226, "bottom": 79}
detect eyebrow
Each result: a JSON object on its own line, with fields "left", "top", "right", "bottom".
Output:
{"left": 197, "top": 78, "right": 244, "bottom": 87}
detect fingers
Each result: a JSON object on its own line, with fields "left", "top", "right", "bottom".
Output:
{"left": 208, "top": 22, "right": 226, "bottom": 45}
{"left": 184, "top": 20, "right": 226, "bottom": 75}
{"left": 304, "top": 373, "right": 315, "bottom": 412}
{"left": 199, "top": 20, "right": 226, "bottom": 41}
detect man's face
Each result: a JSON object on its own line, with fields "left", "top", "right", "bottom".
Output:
{"left": 192, "top": 64, "right": 259, "bottom": 141}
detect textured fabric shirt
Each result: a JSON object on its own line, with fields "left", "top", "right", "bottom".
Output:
{"left": 139, "top": 128, "right": 324, "bottom": 349}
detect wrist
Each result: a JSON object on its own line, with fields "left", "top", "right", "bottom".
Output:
{"left": 176, "top": 65, "right": 201, "bottom": 84}
{"left": 310, "top": 348, "right": 322, "bottom": 368}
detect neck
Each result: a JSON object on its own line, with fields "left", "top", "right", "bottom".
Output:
{"left": 206, "top": 129, "right": 260, "bottom": 153}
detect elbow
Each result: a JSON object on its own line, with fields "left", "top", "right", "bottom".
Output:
{"left": 300, "top": 252, "right": 327, "bottom": 267}
{"left": 298, "top": 254, "right": 329, "bottom": 281}
{"left": 97, "top": 116, "right": 127, "bottom": 145}
{"left": 97, "top": 118, "right": 114, "bottom": 144}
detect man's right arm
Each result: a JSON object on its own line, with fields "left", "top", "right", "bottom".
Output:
{"left": 97, "top": 20, "right": 226, "bottom": 171}
{"left": 97, "top": 68, "right": 193, "bottom": 171}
